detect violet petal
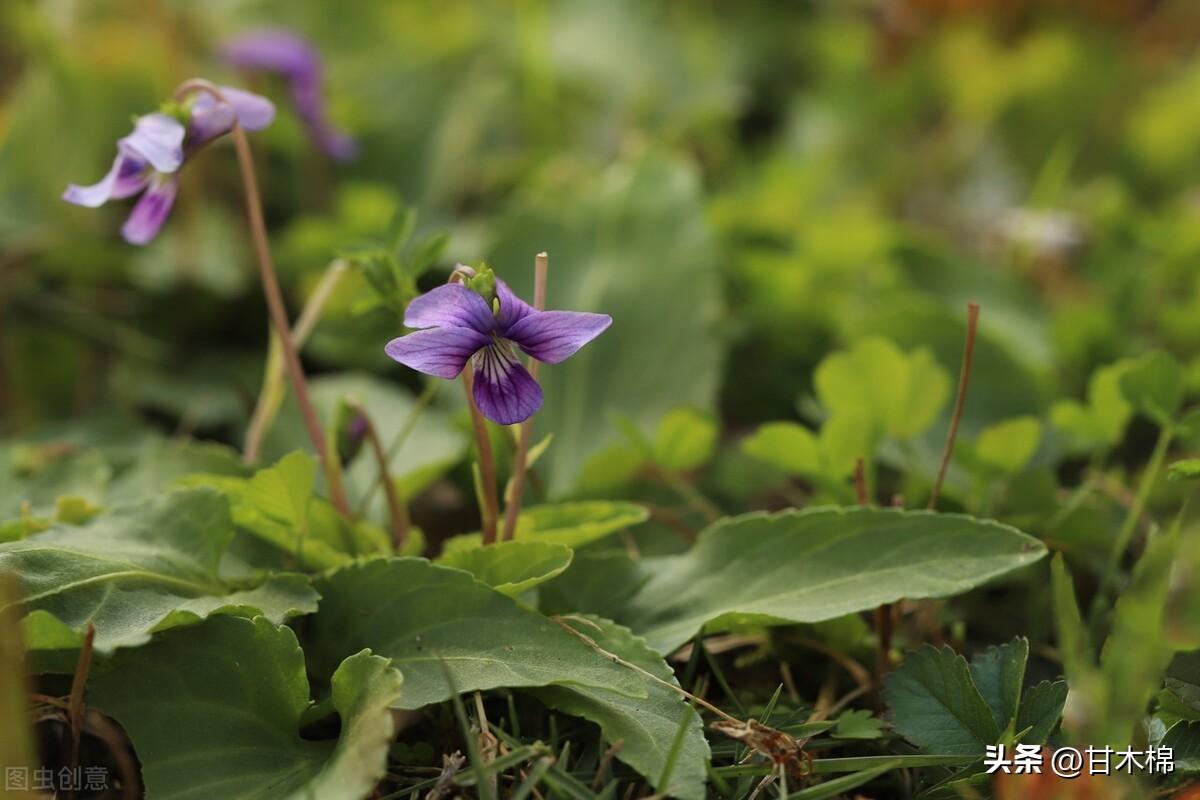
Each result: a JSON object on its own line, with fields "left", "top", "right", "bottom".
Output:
{"left": 403, "top": 284, "right": 495, "bottom": 334}
{"left": 121, "top": 113, "right": 186, "bottom": 174}
{"left": 384, "top": 326, "right": 489, "bottom": 379}
{"left": 495, "top": 278, "right": 535, "bottom": 330}
{"left": 471, "top": 344, "right": 544, "bottom": 425}
{"left": 504, "top": 310, "right": 613, "bottom": 364}
{"left": 120, "top": 173, "right": 179, "bottom": 245}
{"left": 63, "top": 152, "right": 150, "bottom": 208}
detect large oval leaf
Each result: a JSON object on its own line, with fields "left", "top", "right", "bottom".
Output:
{"left": 0, "top": 488, "right": 318, "bottom": 656}
{"left": 90, "top": 616, "right": 402, "bottom": 800}
{"left": 306, "top": 558, "right": 644, "bottom": 709}
{"left": 616, "top": 507, "right": 1047, "bottom": 654}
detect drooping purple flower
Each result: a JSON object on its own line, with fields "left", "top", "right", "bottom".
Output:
{"left": 222, "top": 29, "right": 357, "bottom": 161}
{"left": 385, "top": 272, "right": 612, "bottom": 425}
{"left": 63, "top": 86, "right": 275, "bottom": 244}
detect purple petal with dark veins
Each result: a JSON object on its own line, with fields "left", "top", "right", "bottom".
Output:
{"left": 471, "top": 344, "right": 544, "bottom": 425}
{"left": 403, "top": 284, "right": 496, "bottom": 334}
{"left": 504, "top": 311, "right": 612, "bottom": 364}
{"left": 384, "top": 326, "right": 489, "bottom": 379}
{"left": 63, "top": 152, "right": 150, "bottom": 208}
{"left": 120, "top": 173, "right": 179, "bottom": 245}
{"left": 120, "top": 113, "right": 186, "bottom": 173}
{"left": 495, "top": 278, "right": 535, "bottom": 330}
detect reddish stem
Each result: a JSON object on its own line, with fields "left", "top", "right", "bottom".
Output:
{"left": 502, "top": 252, "right": 548, "bottom": 541}
{"left": 928, "top": 302, "right": 981, "bottom": 511}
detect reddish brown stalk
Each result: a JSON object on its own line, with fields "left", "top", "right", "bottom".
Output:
{"left": 854, "top": 455, "right": 892, "bottom": 706}
{"left": 351, "top": 401, "right": 411, "bottom": 552}
{"left": 501, "top": 252, "right": 549, "bottom": 541}
{"left": 852, "top": 457, "right": 869, "bottom": 505}
{"left": 174, "top": 79, "right": 352, "bottom": 519}
{"left": 929, "top": 302, "right": 981, "bottom": 511}
{"left": 463, "top": 369, "right": 501, "bottom": 545}
{"left": 67, "top": 624, "right": 96, "bottom": 800}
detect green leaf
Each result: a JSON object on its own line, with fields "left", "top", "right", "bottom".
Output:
{"left": 530, "top": 616, "right": 709, "bottom": 800}
{"left": 615, "top": 507, "right": 1045, "bottom": 654}
{"left": 540, "top": 550, "right": 652, "bottom": 620}
{"left": 181, "top": 461, "right": 391, "bottom": 570}
{"left": 815, "top": 337, "right": 951, "bottom": 441}
{"left": 488, "top": 155, "right": 723, "bottom": 496}
{"left": 0, "top": 488, "right": 318, "bottom": 655}
{"left": 883, "top": 645, "right": 1000, "bottom": 755}
{"left": 741, "top": 422, "right": 822, "bottom": 476}
{"left": 246, "top": 450, "right": 315, "bottom": 532}
{"left": 653, "top": 408, "right": 717, "bottom": 471}
{"left": 832, "top": 709, "right": 886, "bottom": 740}
{"left": 975, "top": 417, "right": 1042, "bottom": 474}
{"left": 1119, "top": 350, "right": 1184, "bottom": 427}
{"left": 306, "top": 558, "right": 644, "bottom": 709}
{"left": 1168, "top": 459, "right": 1200, "bottom": 481}
{"left": 436, "top": 540, "right": 573, "bottom": 597}
{"left": 89, "top": 616, "right": 403, "bottom": 800}
{"left": 1014, "top": 680, "right": 1068, "bottom": 745}
{"left": 792, "top": 760, "right": 900, "bottom": 799}
{"left": 968, "top": 637, "right": 1028, "bottom": 733}
{"left": 442, "top": 501, "right": 648, "bottom": 553}
{"left": 1161, "top": 721, "right": 1200, "bottom": 773}
{"left": 1050, "top": 361, "right": 1133, "bottom": 453}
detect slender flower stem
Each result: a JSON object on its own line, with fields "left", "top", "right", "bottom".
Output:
{"left": 463, "top": 369, "right": 500, "bottom": 545}
{"left": 928, "top": 302, "right": 980, "bottom": 511}
{"left": 502, "top": 252, "right": 549, "bottom": 541}
{"left": 67, "top": 623, "right": 96, "bottom": 800}
{"left": 243, "top": 259, "right": 348, "bottom": 463}
{"left": 175, "top": 79, "right": 352, "bottom": 519}
{"left": 1090, "top": 423, "right": 1174, "bottom": 627}
{"left": 358, "top": 380, "right": 439, "bottom": 515}
{"left": 350, "top": 400, "right": 411, "bottom": 553}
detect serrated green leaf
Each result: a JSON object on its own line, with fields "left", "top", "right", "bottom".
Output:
{"left": 0, "top": 488, "right": 318, "bottom": 655}
{"left": 436, "top": 540, "right": 573, "bottom": 597}
{"left": 1014, "top": 680, "right": 1067, "bottom": 745}
{"left": 306, "top": 558, "right": 644, "bottom": 709}
{"left": 832, "top": 709, "right": 886, "bottom": 740}
{"left": 615, "top": 507, "right": 1045, "bottom": 654}
{"left": 90, "top": 616, "right": 403, "bottom": 800}
{"left": 530, "top": 616, "right": 709, "bottom": 800}
{"left": 883, "top": 645, "right": 1000, "bottom": 755}
{"left": 968, "top": 637, "right": 1028, "bottom": 733}
{"left": 653, "top": 408, "right": 717, "bottom": 471}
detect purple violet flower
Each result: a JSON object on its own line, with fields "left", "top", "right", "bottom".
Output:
{"left": 63, "top": 86, "right": 275, "bottom": 245}
{"left": 385, "top": 272, "right": 612, "bottom": 425}
{"left": 222, "top": 29, "right": 357, "bottom": 161}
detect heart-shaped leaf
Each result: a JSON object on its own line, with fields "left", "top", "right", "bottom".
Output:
{"left": 89, "top": 615, "right": 403, "bottom": 800}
